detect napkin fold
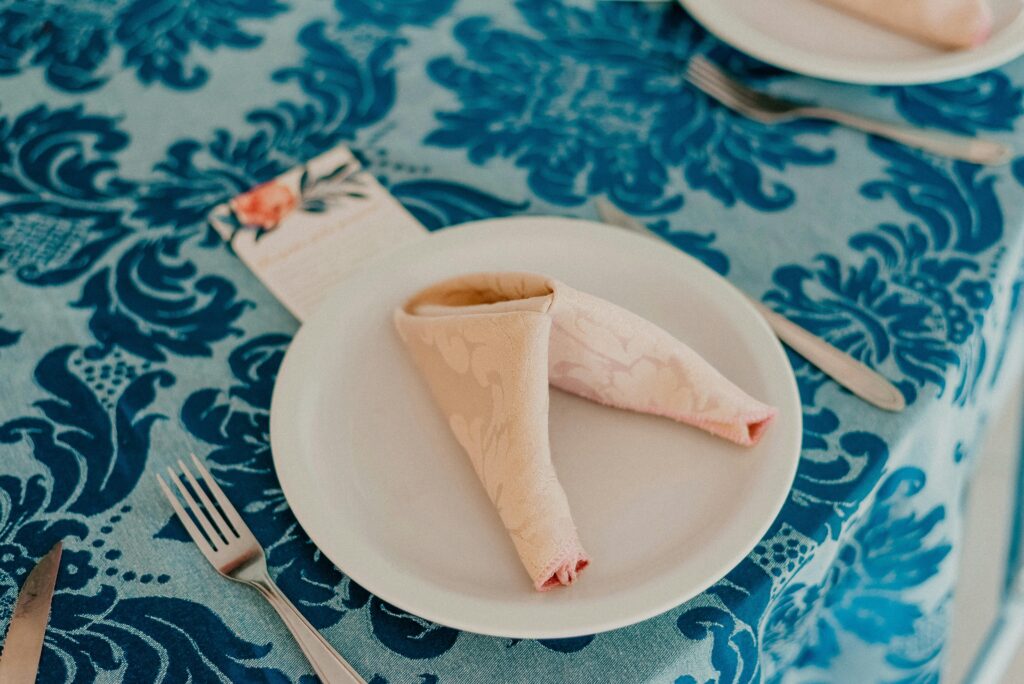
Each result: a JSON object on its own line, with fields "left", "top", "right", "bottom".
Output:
{"left": 394, "top": 273, "right": 777, "bottom": 590}
{"left": 814, "top": 0, "right": 993, "bottom": 49}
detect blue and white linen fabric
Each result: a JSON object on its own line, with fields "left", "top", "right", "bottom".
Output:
{"left": 1, "top": 1, "right": 1023, "bottom": 681}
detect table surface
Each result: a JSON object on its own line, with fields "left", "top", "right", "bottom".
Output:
{"left": 1, "top": 2, "right": 1023, "bottom": 683}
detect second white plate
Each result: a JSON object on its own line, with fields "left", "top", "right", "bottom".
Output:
{"left": 681, "top": 0, "right": 1024, "bottom": 84}
{"left": 270, "top": 217, "right": 802, "bottom": 638}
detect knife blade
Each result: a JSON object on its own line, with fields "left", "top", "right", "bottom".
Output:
{"left": 595, "top": 199, "right": 906, "bottom": 412}
{"left": 0, "top": 541, "right": 62, "bottom": 684}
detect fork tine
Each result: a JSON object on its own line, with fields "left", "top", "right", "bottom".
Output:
{"left": 166, "top": 465, "right": 228, "bottom": 547}
{"left": 685, "top": 67, "right": 731, "bottom": 100}
{"left": 688, "top": 56, "right": 749, "bottom": 88}
{"left": 688, "top": 57, "right": 794, "bottom": 112}
{"left": 688, "top": 60, "right": 759, "bottom": 103}
{"left": 687, "top": 55, "right": 727, "bottom": 86}
{"left": 686, "top": 66, "right": 781, "bottom": 121}
{"left": 686, "top": 55, "right": 718, "bottom": 79}
{"left": 157, "top": 474, "right": 219, "bottom": 556}
{"left": 686, "top": 68, "right": 755, "bottom": 115}
{"left": 704, "top": 73, "right": 770, "bottom": 109}
{"left": 190, "top": 453, "right": 248, "bottom": 539}
{"left": 177, "top": 458, "right": 238, "bottom": 541}
{"left": 688, "top": 54, "right": 713, "bottom": 69}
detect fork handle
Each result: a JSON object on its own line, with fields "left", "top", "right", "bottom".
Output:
{"left": 804, "top": 107, "right": 1012, "bottom": 165}
{"left": 248, "top": 572, "right": 367, "bottom": 684}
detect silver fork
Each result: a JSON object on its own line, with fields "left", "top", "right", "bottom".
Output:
{"left": 685, "top": 55, "right": 1012, "bottom": 166}
{"left": 157, "top": 454, "right": 367, "bottom": 684}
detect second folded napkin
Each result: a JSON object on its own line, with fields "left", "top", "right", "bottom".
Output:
{"left": 394, "top": 272, "right": 777, "bottom": 591}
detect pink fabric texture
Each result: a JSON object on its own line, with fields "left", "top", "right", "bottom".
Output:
{"left": 814, "top": 0, "right": 993, "bottom": 49}
{"left": 393, "top": 272, "right": 777, "bottom": 591}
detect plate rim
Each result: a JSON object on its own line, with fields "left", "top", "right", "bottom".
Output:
{"left": 679, "top": 0, "right": 1024, "bottom": 85}
{"left": 270, "top": 216, "right": 803, "bottom": 638}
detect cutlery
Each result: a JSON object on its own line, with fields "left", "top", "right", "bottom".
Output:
{"left": 157, "top": 455, "right": 367, "bottom": 684}
{"left": 595, "top": 198, "right": 906, "bottom": 412}
{"left": 686, "top": 55, "right": 1012, "bottom": 166}
{"left": 0, "top": 541, "right": 62, "bottom": 684}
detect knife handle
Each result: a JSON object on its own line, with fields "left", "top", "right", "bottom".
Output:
{"left": 593, "top": 198, "right": 906, "bottom": 412}
{"left": 806, "top": 107, "right": 1012, "bottom": 166}
{"left": 747, "top": 298, "right": 906, "bottom": 412}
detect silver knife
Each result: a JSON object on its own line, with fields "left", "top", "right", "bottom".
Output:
{"left": 595, "top": 199, "right": 906, "bottom": 412}
{"left": 0, "top": 541, "right": 62, "bottom": 684}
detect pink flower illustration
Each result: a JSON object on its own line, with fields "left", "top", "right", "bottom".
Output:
{"left": 230, "top": 181, "right": 298, "bottom": 230}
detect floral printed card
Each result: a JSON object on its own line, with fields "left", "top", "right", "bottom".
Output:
{"left": 209, "top": 145, "right": 426, "bottom": 320}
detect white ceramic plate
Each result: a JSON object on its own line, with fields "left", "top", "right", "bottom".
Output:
{"left": 270, "top": 217, "right": 801, "bottom": 639}
{"left": 680, "top": 0, "right": 1024, "bottom": 84}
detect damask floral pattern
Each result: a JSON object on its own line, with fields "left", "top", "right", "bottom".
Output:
{"left": 766, "top": 137, "right": 1005, "bottom": 405}
{"left": 0, "top": 0, "right": 287, "bottom": 92}
{"left": 877, "top": 71, "right": 1024, "bottom": 134}
{"left": 0, "top": 105, "right": 136, "bottom": 286}
{"left": 762, "top": 467, "right": 951, "bottom": 678}
{"left": 74, "top": 237, "right": 251, "bottom": 362}
{"left": 425, "top": 1, "right": 834, "bottom": 214}
{"left": 134, "top": 20, "right": 400, "bottom": 242}
{"left": 0, "top": 0, "right": 1021, "bottom": 682}
{"left": 0, "top": 346, "right": 307, "bottom": 682}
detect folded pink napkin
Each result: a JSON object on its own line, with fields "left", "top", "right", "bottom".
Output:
{"left": 814, "top": 0, "right": 993, "bottom": 48}
{"left": 394, "top": 273, "right": 777, "bottom": 591}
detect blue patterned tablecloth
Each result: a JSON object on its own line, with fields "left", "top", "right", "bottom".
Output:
{"left": 2, "top": 1, "right": 1024, "bottom": 682}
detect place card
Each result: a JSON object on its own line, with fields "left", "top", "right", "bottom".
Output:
{"left": 209, "top": 145, "right": 426, "bottom": 320}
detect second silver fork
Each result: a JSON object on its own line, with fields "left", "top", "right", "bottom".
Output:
{"left": 686, "top": 55, "right": 1012, "bottom": 166}
{"left": 158, "top": 454, "right": 367, "bottom": 684}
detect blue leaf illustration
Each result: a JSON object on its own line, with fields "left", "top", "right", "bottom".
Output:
{"left": 0, "top": 346, "right": 173, "bottom": 515}
{"left": 0, "top": 0, "right": 286, "bottom": 92}
{"left": 0, "top": 105, "right": 135, "bottom": 286}
{"left": 369, "top": 597, "right": 460, "bottom": 659}
{"left": 75, "top": 237, "right": 250, "bottom": 361}
{"left": 424, "top": 4, "right": 832, "bottom": 213}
